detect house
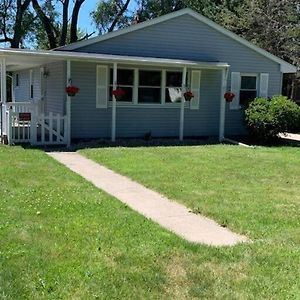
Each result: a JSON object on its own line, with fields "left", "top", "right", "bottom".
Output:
{"left": 0, "top": 8, "right": 297, "bottom": 146}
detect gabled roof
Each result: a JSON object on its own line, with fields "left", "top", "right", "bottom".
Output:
{"left": 57, "top": 8, "right": 297, "bottom": 73}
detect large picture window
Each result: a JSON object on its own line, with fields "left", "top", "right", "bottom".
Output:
{"left": 138, "top": 70, "right": 161, "bottom": 103}
{"left": 240, "top": 75, "right": 257, "bottom": 106}
{"left": 109, "top": 68, "right": 134, "bottom": 102}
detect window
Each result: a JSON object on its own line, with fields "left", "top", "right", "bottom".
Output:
{"left": 240, "top": 75, "right": 257, "bottom": 106}
{"left": 109, "top": 68, "right": 134, "bottom": 102}
{"left": 29, "top": 70, "right": 33, "bottom": 99}
{"left": 138, "top": 70, "right": 161, "bottom": 103}
{"left": 165, "top": 71, "right": 182, "bottom": 103}
{"left": 16, "top": 74, "right": 19, "bottom": 87}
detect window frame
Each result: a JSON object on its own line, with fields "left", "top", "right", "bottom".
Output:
{"left": 106, "top": 66, "right": 190, "bottom": 108}
{"left": 239, "top": 73, "right": 258, "bottom": 106}
{"left": 108, "top": 67, "right": 135, "bottom": 103}
{"left": 137, "top": 69, "right": 162, "bottom": 104}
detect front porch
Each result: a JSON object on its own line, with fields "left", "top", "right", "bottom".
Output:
{"left": 0, "top": 48, "right": 230, "bottom": 145}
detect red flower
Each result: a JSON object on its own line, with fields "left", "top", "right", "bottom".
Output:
{"left": 224, "top": 91, "right": 235, "bottom": 102}
{"left": 112, "top": 88, "right": 125, "bottom": 98}
{"left": 184, "top": 91, "right": 194, "bottom": 101}
{"left": 65, "top": 85, "right": 80, "bottom": 96}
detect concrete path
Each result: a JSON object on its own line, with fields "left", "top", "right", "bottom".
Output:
{"left": 48, "top": 152, "right": 248, "bottom": 246}
{"left": 279, "top": 133, "right": 300, "bottom": 142}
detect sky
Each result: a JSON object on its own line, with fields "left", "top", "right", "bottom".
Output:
{"left": 77, "top": 1, "right": 138, "bottom": 37}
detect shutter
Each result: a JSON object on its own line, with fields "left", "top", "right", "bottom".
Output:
{"left": 96, "top": 65, "right": 108, "bottom": 108}
{"left": 259, "top": 73, "right": 269, "bottom": 98}
{"left": 190, "top": 70, "right": 201, "bottom": 110}
{"left": 230, "top": 72, "right": 241, "bottom": 110}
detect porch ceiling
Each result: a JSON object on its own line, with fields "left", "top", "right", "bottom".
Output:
{"left": 0, "top": 48, "right": 230, "bottom": 71}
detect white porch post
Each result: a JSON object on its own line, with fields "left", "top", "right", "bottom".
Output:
{"left": 219, "top": 67, "right": 228, "bottom": 142}
{"left": 1, "top": 57, "right": 7, "bottom": 104}
{"left": 1, "top": 57, "right": 8, "bottom": 143}
{"left": 111, "top": 62, "right": 117, "bottom": 142}
{"left": 179, "top": 66, "right": 187, "bottom": 141}
{"left": 66, "top": 60, "right": 71, "bottom": 147}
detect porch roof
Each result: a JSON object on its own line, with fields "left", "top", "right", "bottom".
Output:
{"left": 0, "top": 48, "right": 230, "bottom": 71}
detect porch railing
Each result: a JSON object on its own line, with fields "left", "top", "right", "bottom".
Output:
{"left": 1, "top": 101, "right": 68, "bottom": 146}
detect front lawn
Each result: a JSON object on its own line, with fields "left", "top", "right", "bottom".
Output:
{"left": 1, "top": 145, "right": 300, "bottom": 299}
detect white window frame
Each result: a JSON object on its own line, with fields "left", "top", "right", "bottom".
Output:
{"left": 106, "top": 66, "right": 190, "bottom": 108}
{"left": 138, "top": 69, "right": 162, "bottom": 105}
{"left": 108, "top": 67, "right": 135, "bottom": 103}
{"left": 240, "top": 73, "right": 258, "bottom": 93}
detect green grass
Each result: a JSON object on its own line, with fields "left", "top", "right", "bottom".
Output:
{"left": 80, "top": 144, "right": 300, "bottom": 298}
{"left": 1, "top": 145, "right": 300, "bottom": 299}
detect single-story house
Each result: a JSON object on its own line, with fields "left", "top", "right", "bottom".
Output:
{"left": 0, "top": 8, "right": 297, "bottom": 146}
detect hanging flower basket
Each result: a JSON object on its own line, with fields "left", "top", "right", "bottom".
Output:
{"left": 112, "top": 88, "right": 125, "bottom": 100}
{"left": 224, "top": 91, "right": 235, "bottom": 102}
{"left": 184, "top": 91, "right": 194, "bottom": 101}
{"left": 65, "top": 85, "right": 80, "bottom": 97}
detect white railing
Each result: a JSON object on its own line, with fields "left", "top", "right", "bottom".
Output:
{"left": 36, "top": 112, "right": 68, "bottom": 145}
{"left": 2, "top": 101, "right": 68, "bottom": 146}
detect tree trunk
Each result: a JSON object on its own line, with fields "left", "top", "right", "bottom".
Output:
{"left": 31, "top": 0, "right": 58, "bottom": 49}
{"left": 70, "top": 0, "right": 85, "bottom": 43}
{"left": 11, "top": 0, "right": 31, "bottom": 48}
{"left": 59, "top": 0, "right": 70, "bottom": 46}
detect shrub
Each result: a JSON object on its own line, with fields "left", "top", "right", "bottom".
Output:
{"left": 245, "top": 95, "right": 300, "bottom": 141}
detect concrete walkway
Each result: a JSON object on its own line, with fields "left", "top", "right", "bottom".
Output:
{"left": 279, "top": 133, "right": 300, "bottom": 142}
{"left": 48, "top": 152, "right": 248, "bottom": 246}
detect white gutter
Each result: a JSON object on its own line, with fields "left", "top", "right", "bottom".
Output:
{"left": 0, "top": 48, "right": 230, "bottom": 70}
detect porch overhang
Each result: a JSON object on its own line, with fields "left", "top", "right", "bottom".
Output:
{"left": 0, "top": 48, "right": 230, "bottom": 71}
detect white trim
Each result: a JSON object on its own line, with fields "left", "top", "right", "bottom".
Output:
{"left": 0, "top": 48, "right": 230, "bottom": 71}
{"left": 66, "top": 60, "right": 71, "bottom": 147}
{"left": 96, "top": 65, "right": 109, "bottom": 108}
{"left": 111, "top": 62, "right": 117, "bottom": 142}
{"left": 161, "top": 70, "right": 166, "bottom": 104}
{"left": 179, "top": 66, "right": 187, "bottom": 141}
{"left": 133, "top": 68, "right": 138, "bottom": 104}
{"left": 1, "top": 57, "right": 7, "bottom": 104}
{"left": 219, "top": 68, "right": 228, "bottom": 141}
{"left": 57, "top": 8, "right": 296, "bottom": 73}
{"left": 259, "top": 73, "right": 269, "bottom": 97}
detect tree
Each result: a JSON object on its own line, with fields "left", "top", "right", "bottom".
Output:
{"left": 215, "top": 0, "right": 300, "bottom": 67}
{"left": 0, "top": 0, "right": 33, "bottom": 48}
{"left": 92, "top": 0, "right": 132, "bottom": 34}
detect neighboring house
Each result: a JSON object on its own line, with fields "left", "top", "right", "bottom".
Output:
{"left": 0, "top": 8, "right": 297, "bottom": 146}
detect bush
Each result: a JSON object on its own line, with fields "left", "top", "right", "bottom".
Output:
{"left": 245, "top": 95, "right": 300, "bottom": 141}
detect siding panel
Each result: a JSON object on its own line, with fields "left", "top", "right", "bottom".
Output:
{"left": 74, "top": 14, "right": 281, "bottom": 136}
{"left": 71, "top": 61, "right": 222, "bottom": 139}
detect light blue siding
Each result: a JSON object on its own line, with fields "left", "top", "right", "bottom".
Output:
{"left": 72, "top": 14, "right": 282, "bottom": 136}
{"left": 44, "top": 62, "right": 66, "bottom": 115}
{"left": 71, "top": 61, "right": 222, "bottom": 139}
{"left": 13, "top": 62, "right": 65, "bottom": 115}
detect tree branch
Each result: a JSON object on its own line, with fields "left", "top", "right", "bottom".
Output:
{"left": 108, "top": 0, "right": 131, "bottom": 32}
